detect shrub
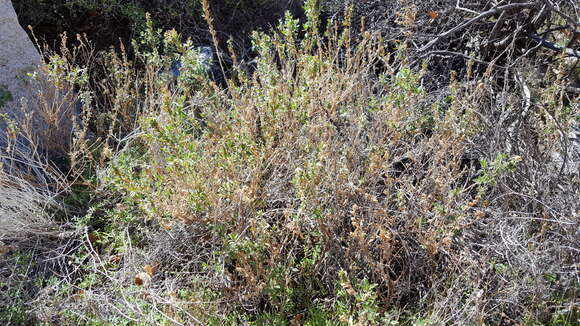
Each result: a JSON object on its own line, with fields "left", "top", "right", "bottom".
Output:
{"left": 4, "top": 1, "right": 578, "bottom": 325}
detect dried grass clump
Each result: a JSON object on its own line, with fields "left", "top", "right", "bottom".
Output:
{"left": 0, "top": 164, "right": 78, "bottom": 325}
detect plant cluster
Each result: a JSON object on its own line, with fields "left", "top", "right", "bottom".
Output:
{"left": 1, "top": 1, "right": 578, "bottom": 325}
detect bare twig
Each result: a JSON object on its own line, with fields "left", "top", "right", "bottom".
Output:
{"left": 419, "top": 2, "right": 537, "bottom": 52}
{"left": 543, "top": 0, "right": 580, "bottom": 28}
{"left": 420, "top": 50, "right": 508, "bottom": 70}
{"left": 527, "top": 33, "right": 580, "bottom": 58}
{"left": 455, "top": 0, "right": 479, "bottom": 15}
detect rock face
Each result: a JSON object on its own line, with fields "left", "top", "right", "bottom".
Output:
{"left": 0, "top": 0, "right": 41, "bottom": 119}
{"left": 0, "top": 0, "right": 41, "bottom": 163}
{"left": 0, "top": 0, "right": 77, "bottom": 177}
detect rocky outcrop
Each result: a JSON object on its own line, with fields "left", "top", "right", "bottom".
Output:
{"left": 0, "top": 0, "right": 43, "bottom": 178}
{"left": 0, "top": 0, "right": 76, "bottom": 177}
{"left": 0, "top": 0, "right": 41, "bottom": 119}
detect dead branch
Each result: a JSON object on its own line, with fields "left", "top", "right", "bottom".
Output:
{"left": 419, "top": 2, "right": 538, "bottom": 52}
{"left": 420, "top": 50, "right": 508, "bottom": 69}
{"left": 542, "top": 0, "right": 580, "bottom": 28}
{"left": 528, "top": 33, "right": 580, "bottom": 58}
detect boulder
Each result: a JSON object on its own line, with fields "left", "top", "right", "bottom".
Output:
{"left": 0, "top": 0, "right": 76, "bottom": 177}
{"left": 0, "top": 0, "right": 41, "bottom": 122}
{"left": 0, "top": 0, "right": 42, "bottom": 174}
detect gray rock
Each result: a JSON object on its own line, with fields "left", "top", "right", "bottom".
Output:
{"left": 0, "top": 0, "right": 41, "bottom": 119}
{"left": 0, "top": 0, "right": 41, "bottom": 170}
{"left": 0, "top": 0, "right": 76, "bottom": 179}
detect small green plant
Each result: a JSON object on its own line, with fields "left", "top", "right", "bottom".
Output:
{"left": 0, "top": 84, "right": 12, "bottom": 108}
{"left": 0, "top": 252, "right": 35, "bottom": 324}
{"left": 335, "top": 270, "right": 378, "bottom": 324}
{"left": 475, "top": 153, "right": 522, "bottom": 196}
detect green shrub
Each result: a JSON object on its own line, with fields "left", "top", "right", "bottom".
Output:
{"left": 95, "top": 2, "right": 478, "bottom": 323}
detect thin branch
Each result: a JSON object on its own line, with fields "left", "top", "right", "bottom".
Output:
{"left": 456, "top": 0, "right": 479, "bottom": 15}
{"left": 489, "top": 11, "right": 508, "bottom": 42}
{"left": 538, "top": 25, "right": 573, "bottom": 36}
{"left": 420, "top": 50, "right": 508, "bottom": 69}
{"left": 419, "top": 2, "right": 537, "bottom": 52}
{"left": 543, "top": 0, "right": 580, "bottom": 28}
{"left": 527, "top": 33, "right": 580, "bottom": 58}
